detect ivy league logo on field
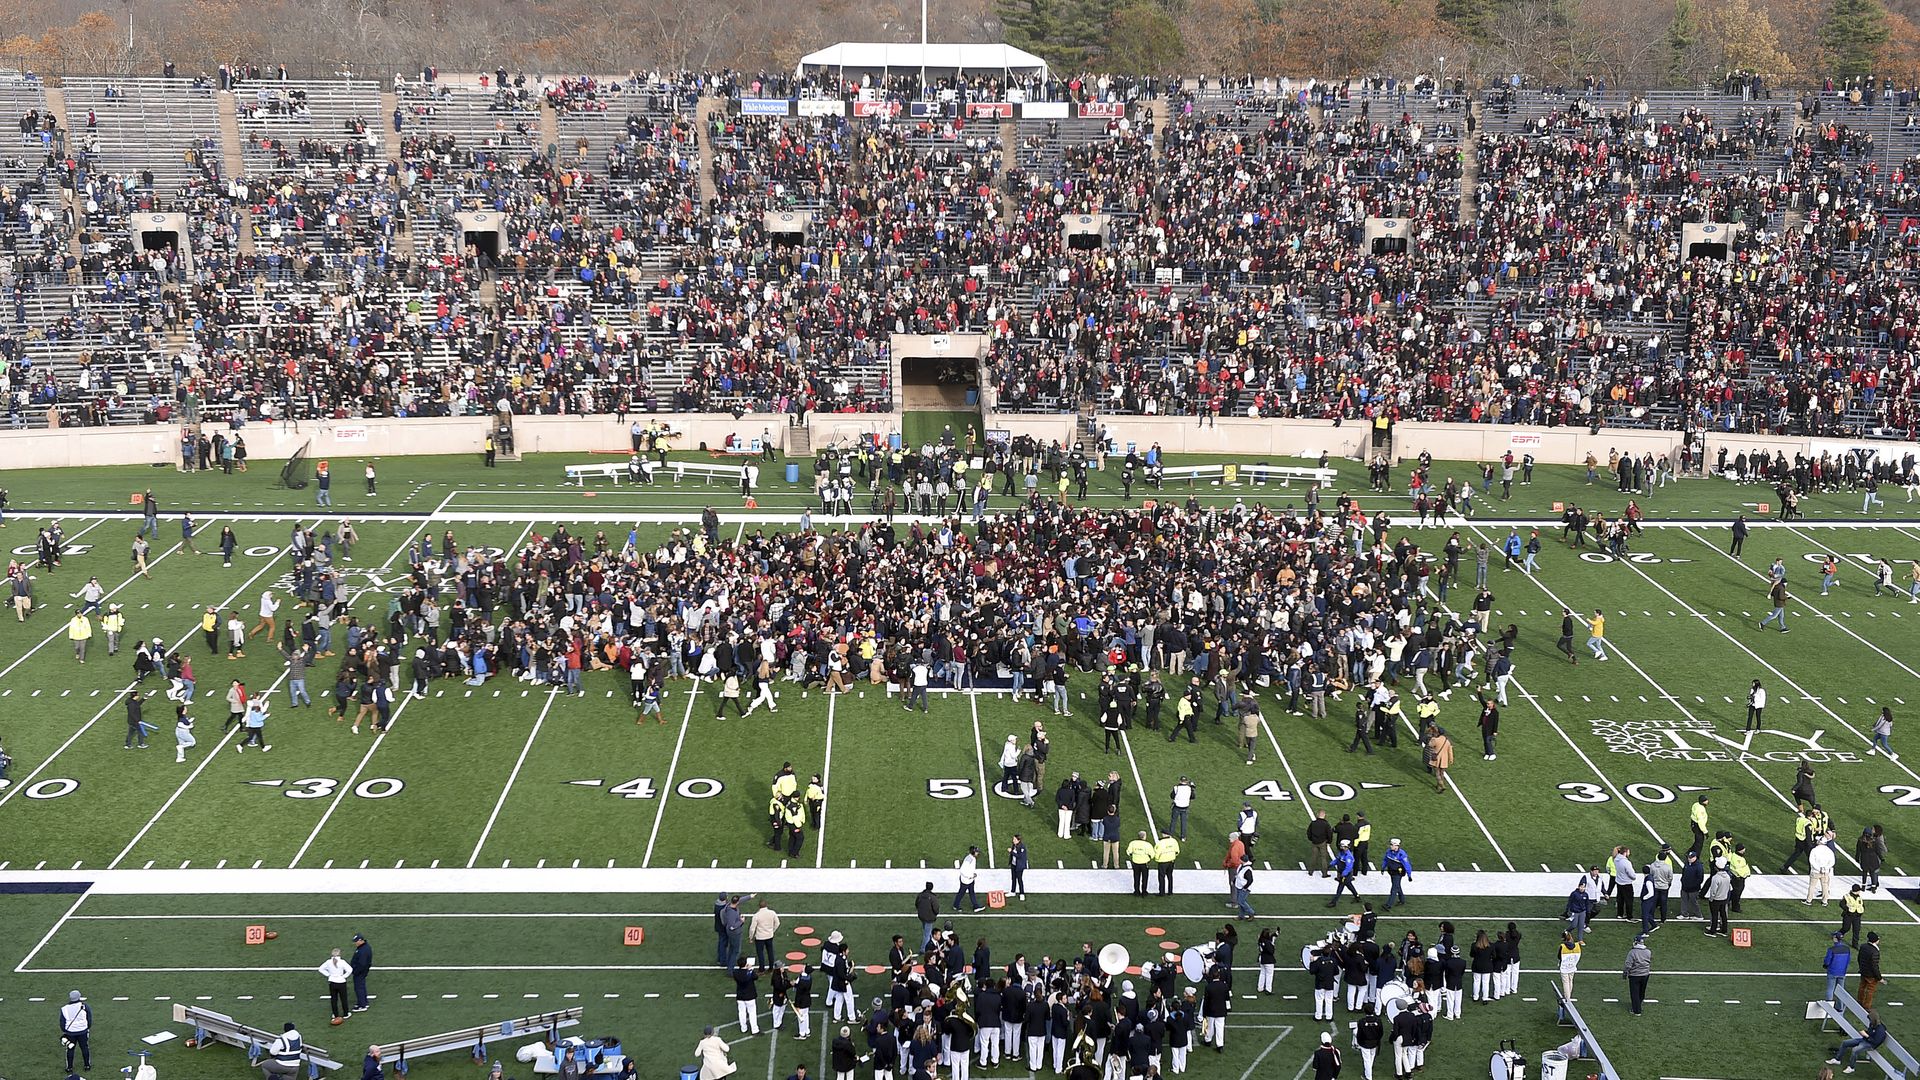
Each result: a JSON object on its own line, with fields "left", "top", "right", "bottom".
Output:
{"left": 1591, "top": 717, "right": 1861, "bottom": 764}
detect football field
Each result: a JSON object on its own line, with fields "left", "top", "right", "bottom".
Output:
{"left": 0, "top": 455, "right": 1918, "bottom": 1080}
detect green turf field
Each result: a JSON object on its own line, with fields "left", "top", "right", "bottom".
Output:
{"left": 0, "top": 453, "right": 1916, "bottom": 1080}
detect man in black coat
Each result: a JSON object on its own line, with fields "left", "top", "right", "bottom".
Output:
{"left": 1311, "top": 1032, "right": 1342, "bottom": 1079}
{"left": 349, "top": 934, "right": 373, "bottom": 1011}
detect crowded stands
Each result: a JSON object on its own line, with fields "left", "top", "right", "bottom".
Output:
{"left": 0, "top": 65, "right": 1917, "bottom": 438}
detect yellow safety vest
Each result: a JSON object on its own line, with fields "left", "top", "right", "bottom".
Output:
{"left": 1127, "top": 840, "right": 1155, "bottom": 866}
{"left": 1153, "top": 837, "right": 1180, "bottom": 864}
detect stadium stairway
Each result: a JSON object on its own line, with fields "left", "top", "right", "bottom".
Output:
{"left": 696, "top": 94, "right": 723, "bottom": 205}
{"left": 215, "top": 91, "right": 246, "bottom": 180}
{"left": 1457, "top": 102, "right": 1480, "bottom": 225}
{"left": 379, "top": 89, "right": 402, "bottom": 165}
{"left": 538, "top": 98, "right": 560, "bottom": 157}
{"left": 997, "top": 116, "right": 1018, "bottom": 221}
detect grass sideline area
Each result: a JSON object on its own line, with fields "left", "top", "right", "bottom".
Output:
{"left": 0, "top": 454, "right": 1917, "bottom": 1080}
{"left": 0, "top": 448, "right": 1890, "bottom": 521}
{"left": 0, "top": 888, "right": 1900, "bottom": 1080}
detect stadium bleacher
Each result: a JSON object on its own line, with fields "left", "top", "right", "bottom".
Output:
{"left": 0, "top": 68, "right": 1914, "bottom": 439}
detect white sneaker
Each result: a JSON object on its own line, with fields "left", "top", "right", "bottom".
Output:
{"left": 263, "top": 745, "right": 271, "bottom": 752}
{"left": 235, "top": 745, "right": 244, "bottom": 753}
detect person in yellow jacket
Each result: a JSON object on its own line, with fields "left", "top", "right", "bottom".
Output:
{"left": 1153, "top": 833, "right": 1180, "bottom": 896}
{"left": 1688, "top": 795, "right": 1710, "bottom": 857}
{"left": 101, "top": 604, "right": 125, "bottom": 657}
{"left": 1127, "top": 831, "right": 1156, "bottom": 897}
{"left": 1726, "top": 843, "right": 1752, "bottom": 913}
{"left": 766, "top": 791, "right": 787, "bottom": 851}
{"left": 780, "top": 798, "right": 807, "bottom": 859}
{"left": 67, "top": 612, "right": 92, "bottom": 663}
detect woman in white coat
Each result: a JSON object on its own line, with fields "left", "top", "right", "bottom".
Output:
{"left": 696, "top": 1027, "right": 737, "bottom": 1080}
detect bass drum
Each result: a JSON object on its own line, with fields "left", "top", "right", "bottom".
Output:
{"left": 1300, "top": 940, "right": 1327, "bottom": 971}
{"left": 1377, "top": 980, "right": 1411, "bottom": 1023}
{"left": 1489, "top": 1048, "right": 1526, "bottom": 1080}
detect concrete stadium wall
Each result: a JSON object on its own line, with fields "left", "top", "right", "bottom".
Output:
{"left": 4, "top": 416, "right": 1912, "bottom": 472}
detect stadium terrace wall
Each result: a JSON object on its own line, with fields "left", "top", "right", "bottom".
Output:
{"left": 0, "top": 416, "right": 1897, "bottom": 471}
{"left": 0, "top": 415, "right": 805, "bottom": 468}
{"left": 1050, "top": 416, "right": 1889, "bottom": 469}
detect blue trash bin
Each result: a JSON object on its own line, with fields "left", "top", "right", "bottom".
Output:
{"left": 682, "top": 1066, "right": 700, "bottom": 1080}
{"left": 888, "top": 432, "right": 903, "bottom": 450}
{"left": 964, "top": 389, "right": 979, "bottom": 406}
{"left": 785, "top": 463, "right": 800, "bottom": 484}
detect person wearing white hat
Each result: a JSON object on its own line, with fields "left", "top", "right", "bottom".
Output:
{"left": 1310, "top": 1031, "right": 1341, "bottom": 1080}
{"left": 59, "top": 989, "right": 91, "bottom": 1071}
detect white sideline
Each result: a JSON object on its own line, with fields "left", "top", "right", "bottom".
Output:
{"left": 5, "top": 865, "right": 1915, "bottom": 898}
{"left": 11, "top": 508, "right": 1920, "bottom": 528}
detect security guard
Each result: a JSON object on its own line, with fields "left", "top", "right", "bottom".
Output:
{"left": 1354, "top": 813, "right": 1373, "bottom": 873}
{"left": 767, "top": 788, "right": 788, "bottom": 850}
{"left": 806, "top": 775, "right": 827, "bottom": 827}
{"left": 773, "top": 763, "right": 800, "bottom": 801}
{"left": 1688, "top": 796, "right": 1710, "bottom": 856}
{"left": 263, "top": 1022, "right": 304, "bottom": 1079}
{"left": 1153, "top": 832, "right": 1180, "bottom": 895}
{"left": 1779, "top": 809, "right": 1815, "bottom": 875}
{"left": 1727, "top": 843, "right": 1753, "bottom": 913}
{"left": 1126, "top": 831, "right": 1155, "bottom": 897}
{"left": 102, "top": 604, "right": 126, "bottom": 656}
{"left": 782, "top": 798, "right": 808, "bottom": 858}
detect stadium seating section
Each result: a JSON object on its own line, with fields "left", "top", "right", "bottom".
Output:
{"left": 0, "top": 67, "right": 1917, "bottom": 438}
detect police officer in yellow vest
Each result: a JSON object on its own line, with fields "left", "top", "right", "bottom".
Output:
{"left": 1153, "top": 833, "right": 1180, "bottom": 895}
{"left": 781, "top": 798, "right": 807, "bottom": 859}
{"left": 1726, "top": 843, "right": 1752, "bottom": 913}
{"left": 1127, "top": 831, "right": 1156, "bottom": 897}
{"left": 1354, "top": 813, "right": 1373, "bottom": 873}
{"left": 767, "top": 790, "right": 787, "bottom": 851}
{"left": 1688, "top": 795, "right": 1710, "bottom": 857}
{"left": 805, "top": 777, "right": 827, "bottom": 827}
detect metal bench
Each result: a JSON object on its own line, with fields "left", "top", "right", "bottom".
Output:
{"left": 1552, "top": 987, "right": 1622, "bottom": 1080}
{"left": 375, "top": 1007, "right": 584, "bottom": 1067}
{"left": 1817, "top": 985, "right": 1918, "bottom": 1079}
{"left": 172, "top": 1004, "right": 344, "bottom": 1072}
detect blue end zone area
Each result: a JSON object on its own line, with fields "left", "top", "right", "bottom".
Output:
{"left": 0, "top": 880, "right": 89, "bottom": 894}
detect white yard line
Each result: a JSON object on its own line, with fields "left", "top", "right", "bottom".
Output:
{"left": 287, "top": 694, "right": 420, "bottom": 867}
{"left": 641, "top": 676, "right": 702, "bottom": 868}
{"left": 0, "top": 539, "right": 183, "bottom": 684}
{"left": 1238, "top": 1028, "right": 1294, "bottom": 1080}
{"left": 12, "top": 890, "right": 89, "bottom": 973}
{"left": 285, "top": 517, "right": 516, "bottom": 868}
{"left": 967, "top": 691, "right": 997, "bottom": 870}
{"left": 1117, "top": 731, "right": 1160, "bottom": 839}
{"left": 816, "top": 692, "right": 836, "bottom": 869}
{"left": 1392, "top": 711, "right": 1515, "bottom": 871}
{"left": 1256, "top": 714, "right": 1317, "bottom": 819}
{"left": 1460, "top": 521, "right": 1806, "bottom": 814}
{"left": 1762, "top": 524, "right": 1920, "bottom": 681}
{"left": 1420, "top": 557, "right": 1667, "bottom": 849}
{"left": 1594, "top": 536, "right": 1920, "bottom": 924}
{"left": 0, "top": 524, "right": 316, "bottom": 812}
{"left": 109, "top": 670, "right": 290, "bottom": 868}
{"left": 468, "top": 689, "right": 564, "bottom": 868}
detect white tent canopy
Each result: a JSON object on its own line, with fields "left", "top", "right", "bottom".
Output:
{"left": 795, "top": 42, "right": 1048, "bottom": 79}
